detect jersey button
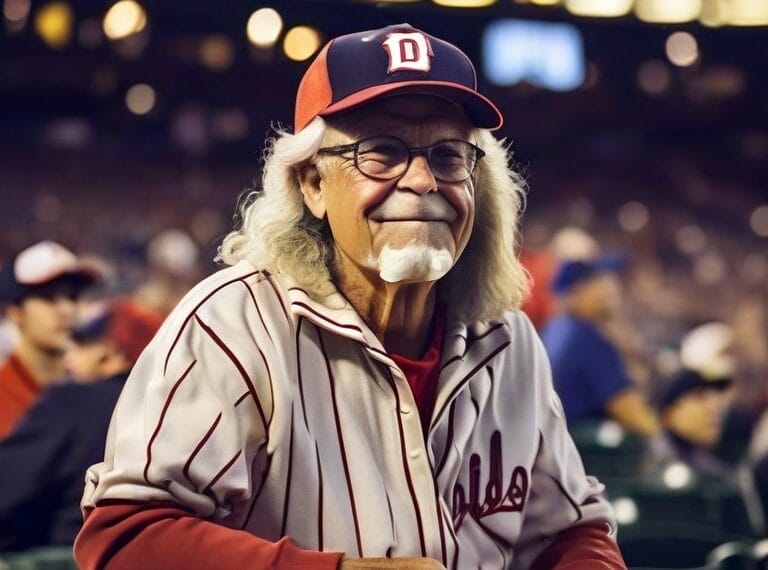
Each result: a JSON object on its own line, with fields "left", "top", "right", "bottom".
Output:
{"left": 400, "top": 404, "right": 413, "bottom": 414}
{"left": 409, "top": 449, "right": 421, "bottom": 459}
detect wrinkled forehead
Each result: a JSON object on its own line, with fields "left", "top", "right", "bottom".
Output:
{"left": 325, "top": 94, "right": 474, "bottom": 142}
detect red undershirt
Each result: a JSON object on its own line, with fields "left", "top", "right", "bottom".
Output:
{"left": 389, "top": 308, "right": 445, "bottom": 437}
{"left": 74, "top": 311, "right": 625, "bottom": 569}
{"left": 0, "top": 354, "right": 42, "bottom": 439}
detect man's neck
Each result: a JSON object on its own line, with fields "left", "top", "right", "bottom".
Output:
{"left": 15, "top": 339, "right": 66, "bottom": 387}
{"left": 335, "top": 257, "right": 437, "bottom": 358}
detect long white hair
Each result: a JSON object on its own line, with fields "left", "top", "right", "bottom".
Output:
{"left": 218, "top": 118, "right": 530, "bottom": 323}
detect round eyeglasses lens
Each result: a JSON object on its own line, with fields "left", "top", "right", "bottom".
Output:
{"left": 428, "top": 141, "right": 476, "bottom": 182}
{"left": 356, "top": 137, "right": 409, "bottom": 180}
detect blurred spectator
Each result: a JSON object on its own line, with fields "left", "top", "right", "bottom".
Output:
{"left": 647, "top": 323, "right": 737, "bottom": 479}
{"left": 65, "top": 298, "right": 164, "bottom": 384}
{"left": 647, "top": 368, "right": 733, "bottom": 479}
{"left": 519, "top": 249, "right": 556, "bottom": 330}
{"left": 521, "top": 226, "right": 600, "bottom": 330}
{"left": 0, "top": 241, "right": 100, "bottom": 438}
{"left": 542, "top": 257, "right": 660, "bottom": 436}
{"left": 0, "top": 317, "right": 16, "bottom": 363}
{"left": 720, "top": 297, "right": 768, "bottom": 462}
{"left": 0, "top": 298, "right": 162, "bottom": 552}
{"left": 132, "top": 229, "right": 203, "bottom": 316}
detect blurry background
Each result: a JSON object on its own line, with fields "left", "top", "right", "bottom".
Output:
{"left": 1, "top": 1, "right": 767, "bottom": 567}
{"left": 1, "top": 0, "right": 766, "bottom": 320}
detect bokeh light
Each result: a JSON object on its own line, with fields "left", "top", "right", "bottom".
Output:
{"left": 750, "top": 205, "right": 768, "bottom": 237}
{"left": 612, "top": 497, "right": 639, "bottom": 525}
{"left": 125, "top": 83, "right": 156, "bottom": 115}
{"left": 246, "top": 7, "right": 283, "bottom": 48}
{"left": 199, "top": 34, "right": 235, "bottom": 71}
{"left": 635, "top": 0, "right": 702, "bottom": 23}
{"left": 4, "top": 0, "right": 30, "bottom": 22}
{"left": 663, "top": 462, "right": 693, "bottom": 489}
{"left": 699, "top": 0, "right": 729, "bottom": 26}
{"left": 3, "top": 0, "right": 30, "bottom": 33}
{"left": 283, "top": 26, "right": 321, "bottom": 62}
{"left": 665, "top": 31, "right": 699, "bottom": 67}
{"left": 728, "top": 0, "right": 768, "bottom": 25}
{"left": 596, "top": 421, "right": 625, "bottom": 448}
{"left": 739, "top": 253, "right": 768, "bottom": 284}
{"left": 432, "top": 0, "right": 497, "bottom": 6}
{"left": 618, "top": 201, "right": 650, "bottom": 232}
{"left": 34, "top": 1, "right": 73, "bottom": 48}
{"left": 103, "top": 0, "right": 147, "bottom": 41}
{"left": 675, "top": 224, "right": 707, "bottom": 255}
{"left": 637, "top": 60, "right": 672, "bottom": 95}
{"left": 564, "top": 0, "right": 632, "bottom": 17}
{"left": 694, "top": 252, "right": 727, "bottom": 285}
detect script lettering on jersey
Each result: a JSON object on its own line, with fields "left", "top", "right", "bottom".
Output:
{"left": 382, "top": 32, "right": 433, "bottom": 73}
{"left": 451, "top": 430, "right": 529, "bottom": 530}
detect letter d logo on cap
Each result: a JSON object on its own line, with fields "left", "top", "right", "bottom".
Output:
{"left": 383, "top": 32, "right": 433, "bottom": 73}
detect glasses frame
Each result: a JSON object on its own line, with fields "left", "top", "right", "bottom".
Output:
{"left": 316, "top": 135, "right": 485, "bottom": 183}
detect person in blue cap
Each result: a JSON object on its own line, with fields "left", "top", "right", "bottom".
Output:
{"left": 542, "top": 257, "right": 660, "bottom": 436}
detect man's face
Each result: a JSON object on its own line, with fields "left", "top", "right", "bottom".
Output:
{"left": 571, "top": 272, "right": 622, "bottom": 319}
{"left": 662, "top": 387, "right": 726, "bottom": 448}
{"left": 301, "top": 95, "right": 476, "bottom": 285}
{"left": 64, "top": 341, "right": 109, "bottom": 383}
{"left": 6, "top": 293, "right": 78, "bottom": 354}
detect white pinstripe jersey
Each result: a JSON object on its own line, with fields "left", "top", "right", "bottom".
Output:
{"left": 83, "top": 260, "right": 616, "bottom": 569}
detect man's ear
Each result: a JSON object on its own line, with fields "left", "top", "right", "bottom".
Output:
{"left": 297, "top": 163, "right": 327, "bottom": 220}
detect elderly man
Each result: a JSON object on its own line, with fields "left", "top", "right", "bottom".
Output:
{"left": 75, "top": 25, "right": 624, "bottom": 569}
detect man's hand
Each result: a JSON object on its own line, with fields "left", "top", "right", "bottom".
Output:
{"left": 340, "top": 557, "right": 446, "bottom": 569}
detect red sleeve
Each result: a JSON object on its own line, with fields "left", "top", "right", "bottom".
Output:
{"left": 74, "top": 502, "right": 343, "bottom": 570}
{"left": 530, "top": 522, "right": 627, "bottom": 570}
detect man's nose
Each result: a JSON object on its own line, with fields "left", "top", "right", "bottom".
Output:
{"left": 397, "top": 154, "right": 438, "bottom": 195}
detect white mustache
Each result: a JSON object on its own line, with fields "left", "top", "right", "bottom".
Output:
{"left": 368, "top": 193, "right": 457, "bottom": 223}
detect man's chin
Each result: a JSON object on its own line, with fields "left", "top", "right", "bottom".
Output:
{"left": 377, "top": 244, "right": 455, "bottom": 283}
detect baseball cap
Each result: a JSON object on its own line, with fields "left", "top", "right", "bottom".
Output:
{"left": 550, "top": 254, "right": 627, "bottom": 295}
{"left": 654, "top": 368, "right": 731, "bottom": 411}
{"left": 0, "top": 241, "right": 101, "bottom": 305}
{"left": 72, "top": 298, "right": 163, "bottom": 365}
{"left": 679, "top": 322, "right": 735, "bottom": 381}
{"left": 294, "top": 24, "right": 503, "bottom": 132}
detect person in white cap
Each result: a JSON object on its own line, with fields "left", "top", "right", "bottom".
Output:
{"left": 646, "top": 322, "right": 736, "bottom": 479}
{"left": 0, "top": 298, "right": 163, "bottom": 553}
{"left": 0, "top": 241, "right": 100, "bottom": 438}
{"left": 75, "top": 25, "right": 625, "bottom": 570}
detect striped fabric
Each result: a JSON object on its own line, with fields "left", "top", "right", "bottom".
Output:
{"left": 83, "top": 260, "right": 615, "bottom": 569}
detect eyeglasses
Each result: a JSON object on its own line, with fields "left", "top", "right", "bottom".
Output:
{"left": 317, "top": 135, "right": 485, "bottom": 183}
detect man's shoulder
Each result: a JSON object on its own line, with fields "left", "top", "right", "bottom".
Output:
{"left": 171, "top": 262, "right": 288, "bottom": 321}
{"left": 462, "top": 310, "right": 540, "bottom": 354}
{"left": 156, "top": 262, "right": 293, "bottom": 353}
{"left": 499, "top": 310, "right": 540, "bottom": 344}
